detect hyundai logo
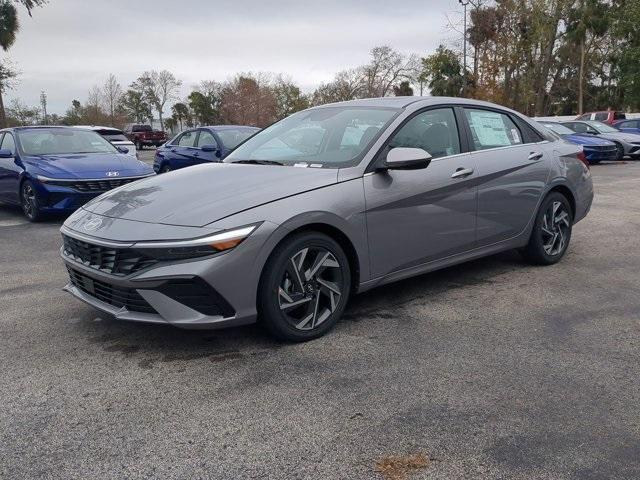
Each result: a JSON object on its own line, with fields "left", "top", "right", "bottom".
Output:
{"left": 106, "top": 171, "right": 120, "bottom": 177}
{"left": 82, "top": 217, "right": 102, "bottom": 232}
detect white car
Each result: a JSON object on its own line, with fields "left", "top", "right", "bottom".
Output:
{"left": 74, "top": 126, "right": 137, "bottom": 159}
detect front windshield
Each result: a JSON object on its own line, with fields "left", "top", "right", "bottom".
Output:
{"left": 586, "top": 121, "right": 617, "bottom": 133}
{"left": 217, "top": 129, "right": 259, "bottom": 149}
{"left": 542, "top": 123, "right": 574, "bottom": 135}
{"left": 224, "top": 106, "right": 400, "bottom": 167}
{"left": 18, "top": 129, "right": 119, "bottom": 156}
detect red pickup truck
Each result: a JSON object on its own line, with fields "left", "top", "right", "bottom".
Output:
{"left": 124, "top": 124, "right": 167, "bottom": 150}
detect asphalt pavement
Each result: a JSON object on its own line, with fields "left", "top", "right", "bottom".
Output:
{"left": 1, "top": 160, "right": 639, "bottom": 479}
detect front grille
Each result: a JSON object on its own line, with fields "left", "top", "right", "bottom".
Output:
{"left": 67, "top": 267, "right": 157, "bottom": 314}
{"left": 66, "top": 177, "right": 140, "bottom": 192}
{"left": 585, "top": 145, "right": 617, "bottom": 152}
{"left": 63, "top": 235, "right": 158, "bottom": 276}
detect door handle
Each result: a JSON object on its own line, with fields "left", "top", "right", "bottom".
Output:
{"left": 451, "top": 167, "right": 474, "bottom": 179}
{"left": 528, "top": 151, "right": 543, "bottom": 161}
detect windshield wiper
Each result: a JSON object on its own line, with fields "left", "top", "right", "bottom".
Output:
{"left": 231, "top": 159, "right": 284, "bottom": 166}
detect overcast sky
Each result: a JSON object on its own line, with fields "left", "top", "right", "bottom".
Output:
{"left": 6, "top": 0, "right": 462, "bottom": 114}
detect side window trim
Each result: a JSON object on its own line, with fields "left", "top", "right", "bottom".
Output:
{"left": 365, "top": 105, "right": 465, "bottom": 173}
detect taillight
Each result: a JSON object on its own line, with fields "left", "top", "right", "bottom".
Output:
{"left": 577, "top": 150, "right": 589, "bottom": 169}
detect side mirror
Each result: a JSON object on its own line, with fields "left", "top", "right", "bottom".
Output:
{"left": 117, "top": 146, "right": 129, "bottom": 154}
{"left": 0, "top": 149, "right": 13, "bottom": 158}
{"left": 200, "top": 144, "right": 218, "bottom": 153}
{"left": 383, "top": 147, "right": 432, "bottom": 170}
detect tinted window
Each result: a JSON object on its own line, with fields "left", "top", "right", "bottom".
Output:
{"left": 614, "top": 112, "right": 626, "bottom": 120}
{"left": 96, "top": 130, "right": 128, "bottom": 142}
{"left": 464, "top": 109, "right": 523, "bottom": 150}
{"left": 176, "top": 131, "right": 197, "bottom": 147}
{"left": 594, "top": 112, "right": 608, "bottom": 121}
{"left": 388, "top": 108, "right": 460, "bottom": 159}
{"left": 196, "top": 130, "right": 217, "bottom": 148}
{"left": 132, "top": 125, "right": 152, "bottom": 132}
{"left": 1, "top": 133, "right": 15, "bottom": 155}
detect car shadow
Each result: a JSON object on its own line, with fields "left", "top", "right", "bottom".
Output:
{"left": 70, "top": 249, "right": 527, "bottom": 366}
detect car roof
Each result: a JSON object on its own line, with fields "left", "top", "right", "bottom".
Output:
{"left": 312, "top": 96, "right": 511, "bottom": 110}
{"left": 201, "top": 125, "right": 261, "bottom": 130}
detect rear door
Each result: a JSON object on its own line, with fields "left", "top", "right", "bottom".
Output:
{"left": 461, "top": 107, "right": 551, "bottom": 246}
{"left": 364, "top": 107, "right": 478, "bottom": 279}
{"left": 0, "top": 133, "right": 19, "bottom": 202}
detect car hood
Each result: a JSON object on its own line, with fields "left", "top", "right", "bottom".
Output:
{"left": 23, "top": 153, "right": 152, "bottom": 178}
{"left": 564, "top": 134, "right": 615, "bottom": 146}
{"left": 595, "top": 132, "right": 640, "bottom": 143}
{"left": 82, "top": 162, "right": 339, "bottom": 227}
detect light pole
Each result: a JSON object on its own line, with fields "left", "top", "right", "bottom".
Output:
{"left": 459, "top": 0, "right": 469, "bottom": 97}
{"left": 40, "top": 91, "right": 48, "bottom": 125}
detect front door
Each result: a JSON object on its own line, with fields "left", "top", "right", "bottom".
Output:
{"left": 194, "top": 129, "right": 220, "bottom": 164}
{"left": 364, "top": 107, "right": 478, "bottom": 279}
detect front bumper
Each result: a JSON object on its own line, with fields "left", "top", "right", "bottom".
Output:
{"left": 62, "top": 258, "right": 254, "bottom": 330}
{"left": 59, "top": 220, "right": 276, "bottom": 330}
{"left": 584, "top": 146, "right": 617, "bottom": 162}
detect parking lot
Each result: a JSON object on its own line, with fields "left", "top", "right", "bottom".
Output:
{"left": 1, "top": 160, "right": 639, "bottom": 479}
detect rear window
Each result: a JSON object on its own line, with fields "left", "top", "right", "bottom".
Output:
{"left": 614, "top": 112, "right": 626, "bottom": 120}
{"left": 594, "top": 112, "right": 608, "bottom": 121}
{"left": 96, "top": 129, "right": 128, "bottom": 142}
{"left": 132, "top": 125, "right": 152, "bottom": 132}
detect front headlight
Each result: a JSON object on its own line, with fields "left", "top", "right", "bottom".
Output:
{"left": 132, "top": 224, "right": 259, "bottom": 260}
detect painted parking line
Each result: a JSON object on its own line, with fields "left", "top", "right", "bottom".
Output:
{"left": 0, "top": 219, "right": 28, "bottom": 227}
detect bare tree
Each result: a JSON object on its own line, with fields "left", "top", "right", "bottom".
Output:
{"left": 102, "top": 73, "right": 122, "bottom": 126}
{"left": 361, "top": 46, "right": 419, "bottom": 97}
{"left": 133, "top": 70, "right": 181, "bottom": 130}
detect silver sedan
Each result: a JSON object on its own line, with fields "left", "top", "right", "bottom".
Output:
{"left": 60, "top": 97, "right": 594, "bottom": 341}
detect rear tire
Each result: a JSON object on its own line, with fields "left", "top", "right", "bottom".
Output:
{"left": 136, "top": 141, "right": 144, "bottom": 151}
{"left": 160, "top": 164, "right": 172, "bottom": 174}
{"left": 258, "top": 232, "right": 351, "bottom": 342}
{"left": 521, "top": 192, "right": 573, "bottom": 265}
{"left": 21, "top": 180, "right": 43, "bottom": 222}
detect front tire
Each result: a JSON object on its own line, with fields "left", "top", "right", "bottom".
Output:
{"left": 614, "top": 142, "right": 624, "bottom": 161}
{"left": 136, "top": 141, "right": 144, "bottom": 151}
{"left": 160, "top": 164, "right": 172, "bottom": 174}
{"left": 521, "top": 192, "right": 573, "bottom": 265}
{"left": 258, "top": 232, "right": 351, "bottom": 342}
{"left": 21, "top": 180, "right": 43, "bottom": 222}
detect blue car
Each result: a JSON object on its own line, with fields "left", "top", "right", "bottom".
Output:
{"left": 613, "top": 118, "right": 640, "bottom": 135}
{"left": 539, "top": 122, "right": 618, "bottom": 164}
{"left": 0, "top": 126, "right": 155, "bottom": 221}
{"left": 154, "top": 125, "right": 260, "bottom": 173}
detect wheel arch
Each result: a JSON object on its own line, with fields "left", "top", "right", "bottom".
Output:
{"left": 548, "top": 184, "right": 576, "bottom": 218}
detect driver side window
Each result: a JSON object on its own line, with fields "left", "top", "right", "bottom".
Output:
{"left": 1, "top": 133, "right": 16, "bottom": 155}
{"left": 388, "top": 108, "right": 460, "bottom": 159}
{"left": 176, "top": 131, "right": 197, "bottom": 147}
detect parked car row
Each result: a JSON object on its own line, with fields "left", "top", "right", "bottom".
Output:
{"left": 537, "top": 118, "right": 640, "bottom": 163}
{"left": 153, "top": 125, "right": 260, "bottom": 173}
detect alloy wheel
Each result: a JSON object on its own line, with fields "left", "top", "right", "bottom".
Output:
{"left": 541, "top": 201, "right": 570, "bottom": 256}
{"left": 278, "top": 247, "right": 344, "bottom": 331}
